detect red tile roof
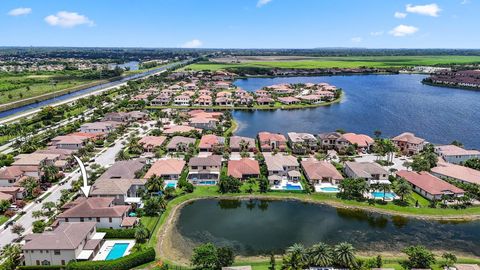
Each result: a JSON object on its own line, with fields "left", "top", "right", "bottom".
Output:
{"left": 396, "top": 170, "right": 464, "bottom": 195}
{"left": 228, "top": 159, "right": 260, "bottom": 179}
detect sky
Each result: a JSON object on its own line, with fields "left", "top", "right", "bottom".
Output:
{"left": 1, "top": 0, "right": 479, "bottom": 49}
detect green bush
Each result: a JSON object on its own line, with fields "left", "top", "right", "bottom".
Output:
{"left": 96, "top": 228, "right": 135, "bottom": 239}
{"left": 67, "top": 247, "right": 155, "bottom": 270}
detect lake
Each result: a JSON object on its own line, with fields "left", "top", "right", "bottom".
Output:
{"left": 174, "top": 199, "right": 480, "bottom": 257}
{"left": 233, "top": 74, "right": 480, "bottom": 148}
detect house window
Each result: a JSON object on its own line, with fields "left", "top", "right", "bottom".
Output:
{"left": 41, "top": 260, "right": 50, "bottom": 266}
{"left": 96, "top": 217, "right": 100, "bottom": 222}
{"left": 80, "top": 218, "right": 84, "bottom": 222}
{"left": 109, "top": 217, "right": 112, "bottom": 223}
{"left": 61, "top": 260, "right": 65, "bottom": 265}
{"left": 36, "top": 260, "right": 40, "bottom": 266}
{"left": 54, "top": 250, "right": 60, "bottom": 255}
{"left": 65, "top": 218, "right": 69, "bottom": 222}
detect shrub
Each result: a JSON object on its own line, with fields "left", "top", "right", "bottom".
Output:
{"left": 97, "top": 228, "right": 136, "bottom": 239}
{"left": 67, "top": 247, "right": 155, "bottom": 270}
{"left": 19, "top": 266, "right": 63, "bottom": 270}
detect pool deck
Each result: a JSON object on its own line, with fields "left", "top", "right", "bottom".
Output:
{"left": 93, "top": 240, "right": 136, "bottom": 261}
{"left": 314, "top": 183, "right": 340, "bottom": 193}
{"left": 271, "top": 179, "right": 303, "bottom": 191}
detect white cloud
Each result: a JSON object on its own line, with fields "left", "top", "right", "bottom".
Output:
{"left": 45, "top": 11, "right": 94, "bottom": 28}
{"left": 406, "top": 3, "right": 441, "bottom": 17}
{"left": 389, "top": 24, "right": 419, "bottom": 37}
{"left": 370, "top": 31, "right": 384, "bottom": 36}
{"left": 181, "top": 39, "right": 203, "bottom": 48}
{"left": 461, "top": 0, "right": 470, "bottom": 4}
{"left": 8, "top": 7, "right": 31, "bottom": 16}
{"left": 257, "top": 0, "right": 272, "bottom": 7}
{"left": 394, "top": 12, "right": 407, "bottom": 19}
{"left": 351, "top": 37, "right": 362, "bottom": 43}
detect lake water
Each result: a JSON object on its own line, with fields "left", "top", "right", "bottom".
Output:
{"left": 233, "top": 74, "right": 480, "bottom": 148}
{"left": 174, "top": 199, "right": 480, "bottom": 256}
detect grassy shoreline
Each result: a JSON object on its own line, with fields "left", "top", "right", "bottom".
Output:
{"left": 152, "top": 186, "right": 480, "bottom": 267}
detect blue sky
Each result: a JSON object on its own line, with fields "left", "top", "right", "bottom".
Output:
{"left": 1, "top": 0, "right": 479, "bottom": 48}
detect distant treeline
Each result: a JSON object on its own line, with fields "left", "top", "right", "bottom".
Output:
{"left": 2, "top": 47, "right": 480, "bottom": 61}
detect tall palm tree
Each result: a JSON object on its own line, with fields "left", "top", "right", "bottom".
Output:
{"left": 307, "top": 242, "right": 333, "bottom": 267}
{"left": 333, "top": 242, "right": 357, "bottom": 268}
{"left": 146, "top": 175, "right": 164, "bottom": 193}
{"left": 0, "top": 244, "right": 22, "bottom": 270}
{"left": 394, "top": 178, "right": 412, "bottom": 202}
{"left": 286, "top": 243, "right": 307, "bottom": 267}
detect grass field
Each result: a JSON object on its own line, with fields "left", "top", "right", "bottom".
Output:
{"left": 0, "top": 215, "right": 8, "bottom": 226}
{"left": 184, "top": 55, "right": 480, "bottom": 71}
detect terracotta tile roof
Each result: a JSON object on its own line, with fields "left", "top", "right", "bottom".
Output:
{"left": 435, "top": 145, "right": 480, "bottom": 156}
{"left": 199, "top": 135, "right": 224, "bottom": 149}
{"left": 57, "top": 197, "right": 129, "bottom": 218}
{"left": 0, "top": 166, "right": 24, "bottom": 179}
{"left": 144, "top": 159, "right": 186, "bottom": 178}
{"left": 392, "top": 132, "right": 425, "bottom": 145}
{"left": 397, "top": 170, "right": 464, "bottom": 195}
{"left": 189, "top": 155, "right": 222, "bottom": 167}
{"left": 166, "top": 136, "right": 196, "bottom": 149}
{"left": 138, "top": 136, "right": 167, "bottom": 148}
{"left": 301, "top": 159, "right": 343, "bottom": 181}
{"left": 163, "top": 125, "right": 200, "bottom": 134}
{"left": 228, "top": 159, "right": 260, "bottom": 179}
{"left": 23, "top": 222, "right": 96, "bottom": 250}
{"left": 264, "top": 154, "right": 298, "bottom": 171}
{"left": 258, "top": 132, "right": 287, "bottom": 143}
{"left": 340, "top": 133, "right": 374, "bottom": 147}
{"left": 431, "top": 161, "right": 480, "bottom": 185}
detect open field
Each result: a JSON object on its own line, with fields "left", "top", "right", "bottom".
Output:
{"left": 184, "top": 55, "right": 480, "bottom": 71}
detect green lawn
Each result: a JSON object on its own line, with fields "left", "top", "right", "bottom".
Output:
{"left": 0, "top": 215, "right": 8, "bottom": 226}
{"left": 141, "top": 216, "right": 161, "bottom": 235}
{"left": 184, "top": 55, "right": 480, "bottom": 71}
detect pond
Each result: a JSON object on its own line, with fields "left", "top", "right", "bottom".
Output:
{"left": 233, "top": 74, "right": 480, "bottom": 148}
{"left": 174, "top": 199, "right": 480, "bottom": 257}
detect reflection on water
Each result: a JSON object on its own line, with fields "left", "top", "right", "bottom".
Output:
{"left": 174, "top": 199, "right": 480, "bottom": 256}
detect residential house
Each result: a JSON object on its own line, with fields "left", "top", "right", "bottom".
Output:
{"left": 344, "top": 162, "right": 390, "bottom": 185}
{"left": 22, "top": 222, "right": 104, "bottom": 266}
{"left": 215, "top": 97, "right": 234, "bottom": 106}
{"left": 98, "top": 159, "right": 146, "bottom": 180}
{"left": 301, "top": 159, "right": 343, "bottom": 185}
{"left": 195, "top": 95, "right": 213, "bottom": 106}
{"left": 151, "top": 95, "right": 170, "bottom": 106}
{"left": 102, "top": 112, "right": 129, "bottom": 122}
{"left": 138, "top": 136, "right": 167, "bottom": 152}
{"left": 57, "top": 197, "right": 135, "bottom": 229}
{"left": 277, "top": 97, "right": 300, "bottom": 105}
{"left": 173, "top": 95, "right": 191, "bottom": 106}
{"left": 264, "top": 154, "right": 300, "bottom": 184}
{"left": 189, "top": 117, "right": 218, "bottom": 130}
{"left": 90, "top": 178, "right": 146, "bottom": 205}
{"left": 392, "top": 132, "right": 426, "bottom": 155}
{"left": 163, "top": 125, "right": 200, "bottom": 135}
{"left": 396, "top": 170, "right": 464, "bottom": 201}
{"left": 317, "top": 132, "right": 342, "bottom": 150}
{"left": 199, "top": 135, "right": 225, "bottom": 152}
{"left": 80, "top": 122, "right": 115, "bottom": 134}
{"left": 0, "top": 166, "right": 25, "bottom": 187}
{"left": 12, "top": 153, "right": 61, "bottom": 178}
{"left": 434, "top": 145, "right": 480, "bottom": 164}
{"left": 337, "top": 133, "right": 374, "bottom": 153}
{"left": 258, "top": 132, "right": 287, "bottom": 152}
{"left": 431, "top": 161, "right": 480, "bottom": 186}
{"left": 0, "top": 186, "right": 25, "bottom": 202}
{"left": 256, "top": 97, "right": 274, "bottom": 106}
{"left": 166, "top": 136, "right": 196, "bottom": 152}
{"left": 287, "top": 132, "right": 317, "bottom": 154}
{"left": 229, "top": 136, "right": 257, "bottom": 152}
{"left": 299, "top": 95, "right": 322, "bottom": 104}
{"left": 227, "top": 158, "right": 260, "bottom": 180}
{"left": 187, "top": 155, "right": 222, "bottom": 185}
{"left": 50, "top": 135, "right": 87, "bottom": 150}
{"left": 144, "top": 159, "right": 186, "bottom": 180}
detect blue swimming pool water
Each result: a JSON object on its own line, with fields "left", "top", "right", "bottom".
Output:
{"left": 105, "top": 243, "right": 129, "bottom": 260}
{"left": 371, "top": 192, "right": 396, "bottom": 199}
{"left": 285, "top": 184, "right": 302, "bottom": 190}
{"left": 166, "top": 182, "right": 176, "bottom": 188}
{"left": 321, "top": 187, "right": 340, "bottom": 192}
{"left": 199, "top": 180, "right": 217, "bottom": 185}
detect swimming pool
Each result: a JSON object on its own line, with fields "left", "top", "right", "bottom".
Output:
{"left": 320, "top": 186, "right": 340, "bottom": 192}
{"left": 285, "top": 184, "right": 302, "bottom": 190}
{"left": 165, "top": 182, "right": 177, "bottom": 188}
{"left": 198, "top": 180, "right": 217, "bottom": 185}
{"left": 105, "top": 243, "right": 129, "bottom": 260}
{"left": 371, "top": 192, "right": 396, "bottom": 200}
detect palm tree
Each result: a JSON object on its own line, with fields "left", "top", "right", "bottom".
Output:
{"left": 307, "top": 242, "right": 332, "bottom": 267}
{"left": 394, "top": 178, "right": 412, "bottom": 202}
{"left": 146, "top": 175, "right": 164, "bottom": 193}
{"left": 41, "top": 164, "right": 59, "bottom": 183}
{"left": 0, "top": 244, "right": 22, "bottom": 270}
{"left": 333, "top": 242, "right": 357, "bottom": 268}
{"left": 378, "top": 183, "right": 391, "bottom": 202}
{"left": 286, "top": 243, "right": 307, "bottom": 267}
{"left": 20, "top": 177, "right": 39, "bottom": 199}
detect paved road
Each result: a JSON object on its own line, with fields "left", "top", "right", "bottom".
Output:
{"left": 0, "top": 125, "right": 144, "bottom": 249}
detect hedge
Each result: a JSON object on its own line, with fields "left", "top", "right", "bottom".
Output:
{"left": 96, "top": 228, "right": 135, "bottom": 239}
{"left": 66, "top": 247, "right": 156, "bottom": 270}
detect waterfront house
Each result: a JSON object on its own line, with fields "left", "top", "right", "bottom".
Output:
{"left": 187, "top": 155, "right": 222, "bottom": 185}
{"left": 277, "top": 97, "right": 300, "bottom": 105}
{"left": 166, "top": 136, "right": 196, "bottom": 152}
{"left": 396, "top": 170, "right": 464, "bottom": 201}
{"left": 199, "top": 134, "right": 225, "bottom": 152}
{"left": 431, "top": 161, "right": 480, "bottom": 186}
{"left": 22, "top": 222, "right": 104, "bottom": 266}
{"left": 434, "top": 144, "right": 480, "bottom": 164}
{"left": 287, "top": 132, "right": 317, "bottom": 154}
{"left": 214, "top": 81, "right": 230, "bottom": 90}
{"left": 256, "top": 97, "right": 274, "bottom": 106}
{"left": 227, "top": 158, "right": 260, "bottom": 180}
{"left": 258, "top": 132, "right": 287, "bottom": 152}
{"left": 229, "top": 136, "right": 257, "bottom": 152}
{"left": 255, "top": 90, "right": 269, "bottom": 97}
{"left": 144, "top": 159, "right": 185, "bottom": 180}
{"left": 299, "top": 95, "right": 322, "bottom": 104}
{"left": 317, "top": 132, "right": 342, "bottom": 150}
{"left": 215, "top": 97, "right": 234, "bottom": 106}
{"left": 57, "top": 197, "right": 135, "bottom": 229}
{"left": 344, "top": 162, "right": 390, "bottom": 185}
{"left": 264, "top": 154, "right": 300, "bottom": 184}
{"left": 301, "top": 158, "right": 343, "bottom": 185}
{"left": 337, "top": 133, "right": 374, "bottom": 153}
{"left": 392, "top": 132, "right": 426, "bottom": 155}
{"left": 90, "top": 178, "right": 146, "bottom": 205}
{"left": 189, "top": 117, "right": 218, "bottom": 130}
{"left": 138, "top": 136, "right": 167, "bottom": 152}
{"left": 163, "top": 125, "right": 200, "bottom": 135}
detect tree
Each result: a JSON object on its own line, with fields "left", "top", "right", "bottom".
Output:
{"left": 307, "top": 242, "right": 332, "bottom": 267}
{"left": 0, "top": 244, "right": 22, "bottom": 270}
{"left": 32, "top": 220, "right": 46, "bottom": 233}
{"left": 191, "top": 243, "right": 219, "bottom": 270}
{"left": 259, "top": 177, "right": 269, "bottom": 193}
{"left": 216, "top": 247, "right": 235, "bottom": 269}
{"left": 338, "top": 178, "right": 368, "bottom": 200}
{"left": 20, "top": 177, "right": 39, "bottom": 199}
{"left": 402, "top": 245, "right": 436, "bottom": 269}
{"left": 145, "top": 175, "right": 165, "bottom": 193}
{"left": 218, "top": 175, "right": 242, "bottom": 194}
{"left": 464, "top": 158, "right": 480, "bottom": 170}
{"left": 284, "top": 243, "right": 307, "bottom": 270}
{"left": 332, "top": 242, "right": 357, "bottom": 268}
{"left": 442, "top": 252, "right": 457, "bottom": 267}
{"left": 42, "top": 201, "right": 57, "bottom": 217}
{"left": 269, "top": 252, "right": 276, "bottom": 270}
{"left": 10, "top": 224, "right": 25, "bottom": 237}
{"left": 134, "top": 223, "right": 149, "bottom": 243}
{"left": 394, "top": 178, "right": 412, "bottom": 202}
{"left": 41, "top": 164, "right": 59, "bottom": 183}
{"left": 0, "top": 199, "right": 11, "bottom": 213}
{"left": 143, "top": 196, "right": 166, "bottom": 216}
